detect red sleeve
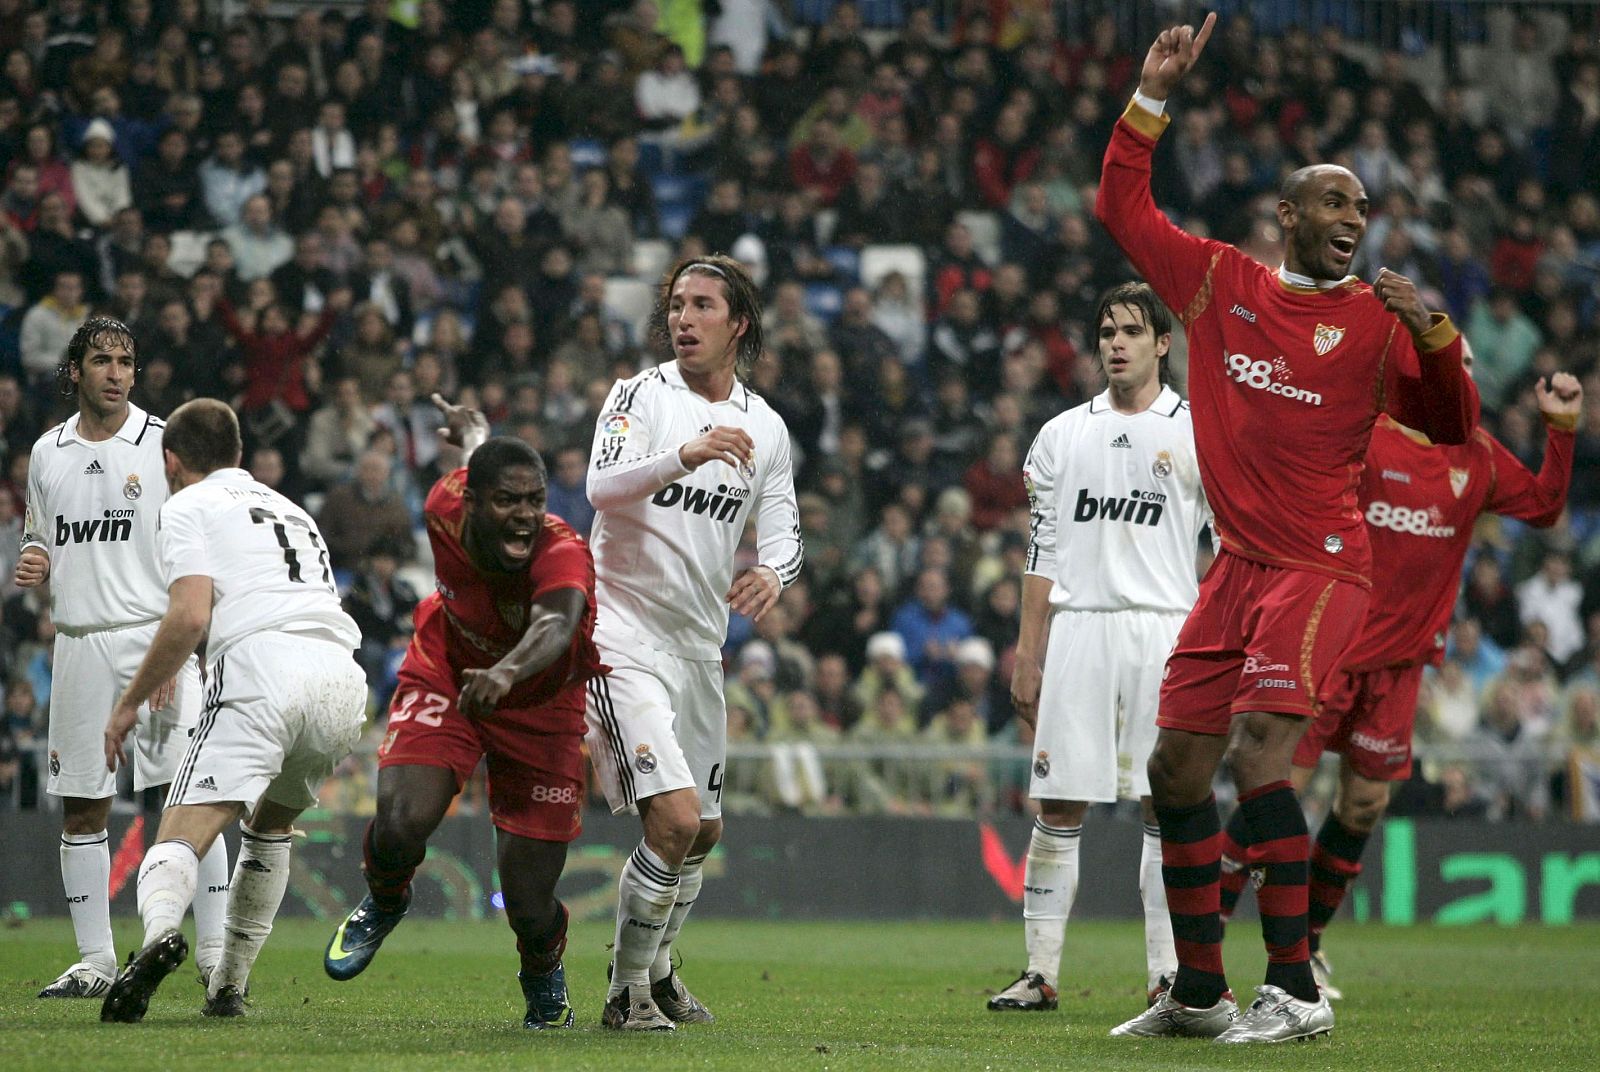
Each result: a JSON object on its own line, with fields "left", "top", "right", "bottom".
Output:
{"left": 1382, "top": 314, "right": 1479, "bottom": 445}
{"left": 530, "top": 522, "right": 596, "bottom": 602}
{"left": 1093, "top": 100, "right": 1229, "bottom": 317}
{"left": 216, "top": 297, "right": 251, "bottom": 343}
{"left": 298, "top": 306, "right": 338, "bottom": 351}
{"left": 1482, "top": 426, "right": 1574, "bottom": 527}
{"left": 422, "top": 470, "right": 467, "bottom": 560}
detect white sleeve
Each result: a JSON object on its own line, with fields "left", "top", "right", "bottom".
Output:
{"left": 755, "top": 427, "right": 803, "bottom": 588}
{"left": 157, "top": 498, "right": 213, "bottom": 588}
{"left": 1023, "top": 428, "right": 1057, "bottom": 579}
{"left": 20, "top": 445, "right": 47, "bottom": 554}
{"left": 586, "top": 378, "right": 692, "bottom": 511}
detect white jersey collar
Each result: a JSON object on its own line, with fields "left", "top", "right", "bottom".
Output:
{"left": 1090, "top": 385, "right": 1182, "bottom": 416}
{"left": 659, "top": 359, "right": 749, "bottom": 409}
{"left": 1278, "top": 265, "right": 1356, "bottom": 291}
{"left": 60, "top": 403, "right": 150, "bottom": 446}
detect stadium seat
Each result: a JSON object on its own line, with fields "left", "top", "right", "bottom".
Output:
{"left": 956, "top": 210, "right": 1001, "bottom": 266}
{"left": 860, "top": 244, "right": 927, "bottom": 296}
{"left": 803, "top": 283, "right": 844, "bottom": 324}
{"left": 568, "top": 138, "right": 607, "bottom": 169}
{"left": 822, "top": 245, "right": 861, "bottom": 283}
{"left": 815, "top": 208, "right": 839, "bottom": 246}
{"left": 604, "top": 277, "right": 656, "bottom": 331}
{"left": 659, "top": 203, "right": 695, "bottom": 241}
{"left": 632, "top": 239, "right": 672, "bottom": 281}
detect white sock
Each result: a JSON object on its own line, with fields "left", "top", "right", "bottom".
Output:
{"left": 650, "top": 852, "right": 706, "bottom": 983}
{"left": 1140, "top": 823, "right": 1178, "bottom": 989}
{"left": 60, "top": 831, "right": 116, "bottom": 978}
{"left": 211, "top": 826, "right": 293, "bottom": 998}
{"left": 610, "top": 842, "right": 679, "bottom": 996}
{"left": 192, "top": 839, "right": 232, "bottom": 976}
{"left": 136, "top": 840, "right": 200, "bottom": 950}
{"left": 1023, "top": 818, "right": 1080, "bottom": 988}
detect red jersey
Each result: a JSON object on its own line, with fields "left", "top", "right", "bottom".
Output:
{"left": 1096, "top": 101, "right": 1478, "bottom": 587}
{"left": 1343, "top": 416, "right": 1573, "bottom": 670}
{"left": 421, "top": 468, "right": 603, "bottom": 706}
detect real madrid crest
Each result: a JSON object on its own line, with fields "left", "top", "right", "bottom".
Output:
{"left": 123, "top": 473, "right": 142, "bottom": 500}
{"left": 1033, "top": 751, "right": 1051, "bottom": 779}
{"left": 739, "top": 447, "right": 756, "bottom": 481}
{"left": 635, "top": 744, "right": 658, "bottom": 774}
{"left": 1152, "top": 450, "right": 1173, "bottom": 479}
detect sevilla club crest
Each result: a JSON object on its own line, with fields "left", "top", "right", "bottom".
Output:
{"left": 1449, "top": 467, "right": 1470, "bottom": 498}
{"left": 1313, "top": 323, "right": 1346, "bottom": 356}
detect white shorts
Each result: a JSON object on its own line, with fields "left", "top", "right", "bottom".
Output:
{"left": 584, "top": 630, "right": 726, "bottom": 820}
{"left": 48, "top": 622, "right": 202, "bottom": 799}
{"left": 1030, "top": 608, "right": 1186, "bottom": 803}
{"left": 168, "top": 632, "right": 368, "bottom": 811}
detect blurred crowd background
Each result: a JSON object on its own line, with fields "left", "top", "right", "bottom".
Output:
{"left": 1, "top": 0, "right": 1598, "bottom": 824}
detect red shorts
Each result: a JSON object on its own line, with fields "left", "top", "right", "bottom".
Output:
{"left": 377, "top": 648, "right": 587, "bottom": 843}
{"left": 1159, "top": 552, "right": 1369, "bottom": 735}
{"left": 1293, "top": 664, "right": 1423, "bottom": 780}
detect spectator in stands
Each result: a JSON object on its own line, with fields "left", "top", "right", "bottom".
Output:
{"left": 1484, "top": 14, "right": 1561, "bottom": 148}
{"left": 344, "top": 538, "right": 420, "bottom": 712}
{"left": 18, "top": 269, "right": 85, "bottom": 385}
{"left": 316, "top": 448, "right": 416, "bottom": 569}
{"left": 372, "top": 368, "right": 441, "bottom": 479}
{"left": 68, "top": 119, "right": 130, "bottom": 229}
{"left": 1467, "top": 288, "right": 1544, "bottom": 411}
{"left": 789, "top": 116, "right": 857, "bottom": 207}
{"left": 973, "top": 105, "right": 1039, "bottom": 211}
{"left": 21, "top": 192, "right": 96, "bottom": 304}
{"left": 1472, "top": 666, "right": 1554, "bottom": 821}
{"left": 301, "top": 376, "right": 376, "bottom": 492}
{"left": 1519, "top": 551, "right": 1586, "bottom": 665}
{"left": 891, "top": 567, "right": 973, "bottom": 695}
{"left": 223, "top": 193, "right": 294, "bottom": 282}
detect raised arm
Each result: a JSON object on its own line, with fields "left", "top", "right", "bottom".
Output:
{"left": 1093, "top": 13, "right": 1222, "bottom": 314}
{"left": 432, "top": 392, "right": 489, "bottom": 466}
{"left": 1482, "top": 374, "right": 1580, "bottom": 527}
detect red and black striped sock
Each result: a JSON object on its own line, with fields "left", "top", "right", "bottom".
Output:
{"left": 1238, "top": 780, "right": 1317, "bottom": 1002}
{"left": 1308, "top": 818, "right": 1369, "bottom": 954}
{"left": 1158, "top": 794, "right": 1228, "bottom": 1009}
{"left": 1218, "top": 806, "right": 1256, "bottom": 923}
{"left": 362, "top": 820, "right": 422, "bottom": 913}
{"left": 515, "top": 901, "right": 569, "bottom": 978}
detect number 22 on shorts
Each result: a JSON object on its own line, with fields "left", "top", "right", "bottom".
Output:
{"left": 389, "top": 691, "right": 449, "bottom": 727}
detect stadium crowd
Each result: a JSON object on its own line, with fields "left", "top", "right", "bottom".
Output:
{"left": 1, "top": 0, "right": 1598, "bottom": 823}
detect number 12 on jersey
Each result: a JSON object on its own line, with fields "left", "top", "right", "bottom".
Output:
{"left": 250, "top": 506, "right": 334, "bottom": 592}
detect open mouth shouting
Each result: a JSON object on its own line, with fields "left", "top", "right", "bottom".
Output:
{"left": 1327, "top": 233, "right": 1358, "bottom": 267}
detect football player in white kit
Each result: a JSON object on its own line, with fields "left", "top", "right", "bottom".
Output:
{"left": 585, "top": 254, "right": 802, "bottom": 1030}
{"left": 988, "top": 283, "right": 1210, "bottom": 1016}
{"left": 15, "top": 318, "right": 228, "bottom": 998}
{"left": 98, "top": 399, "right": 368, "bottom": 1022}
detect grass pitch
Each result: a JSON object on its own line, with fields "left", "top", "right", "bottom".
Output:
{"left": 0, "top": 917, "right": 1591, "bottom": 1071}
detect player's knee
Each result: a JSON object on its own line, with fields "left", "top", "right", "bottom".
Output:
{"left": 690, "top": 817, "right": 723, "bottom": 855}
{"left": 375, "top": 796, "right": 441, "bottom": 853}
{"left": 1336, "top": 784, "right": 1389, "bottom": 833}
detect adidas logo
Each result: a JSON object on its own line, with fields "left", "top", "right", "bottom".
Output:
{"left": 194, "top": 776, "right": 217, "bottom": 791}
{"left": 83, "top": 460, "right": 105, "bottom": 475}
{"left": 1110, "top": 434, "right": 1132, "bottom": 449}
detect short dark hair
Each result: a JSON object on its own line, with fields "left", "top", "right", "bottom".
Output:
{"left": 466, "top": 436, "right": 546, "bottom": 494}
{"left": 164, "top": 398, "right": 243, "bottom": 474}
{"left": 648, "top": 254, "right": 765, "bottom": 381}
{"left": 58, "top": 315, "right": 136, "bottom": 398}
{"left": 1094, "top": 281, "right": 1177, "bottom": 389}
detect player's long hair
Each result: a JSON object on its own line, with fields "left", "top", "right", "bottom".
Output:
{"left": 1093, "top": 282, "right": 1178, "bottom": 391}
{"left": 648, "top": 254, "right": 765, "bottom": 382}
{"left": 56, "top": 316, "right": 138, "bottom": 399}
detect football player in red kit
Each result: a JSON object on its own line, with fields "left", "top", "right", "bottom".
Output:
{"left": 1097, "top": 14, "right": 1480, "bottom": 1043}
{"left": 324, "top": 396, "right": 603, "bottom": 1031}
{"left": 1219, "top": 357, "right": 1580, "bottom": 998}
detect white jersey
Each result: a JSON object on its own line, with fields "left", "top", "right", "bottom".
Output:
{"left": 1024, "top": 386, "right": 1210, "bottom": 613}
{"left": 157, "top": 468, "right": 361, "bottom": 663}
{"left": 22, "top": 405, "right": 169, "bottom": 632}
{"left": 587, "top": 360, "right": 803, "bottom": 660}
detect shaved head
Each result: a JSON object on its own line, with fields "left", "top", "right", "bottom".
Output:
{"left": 1279, "top": 164, "right": 1361, "bottom": 208}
